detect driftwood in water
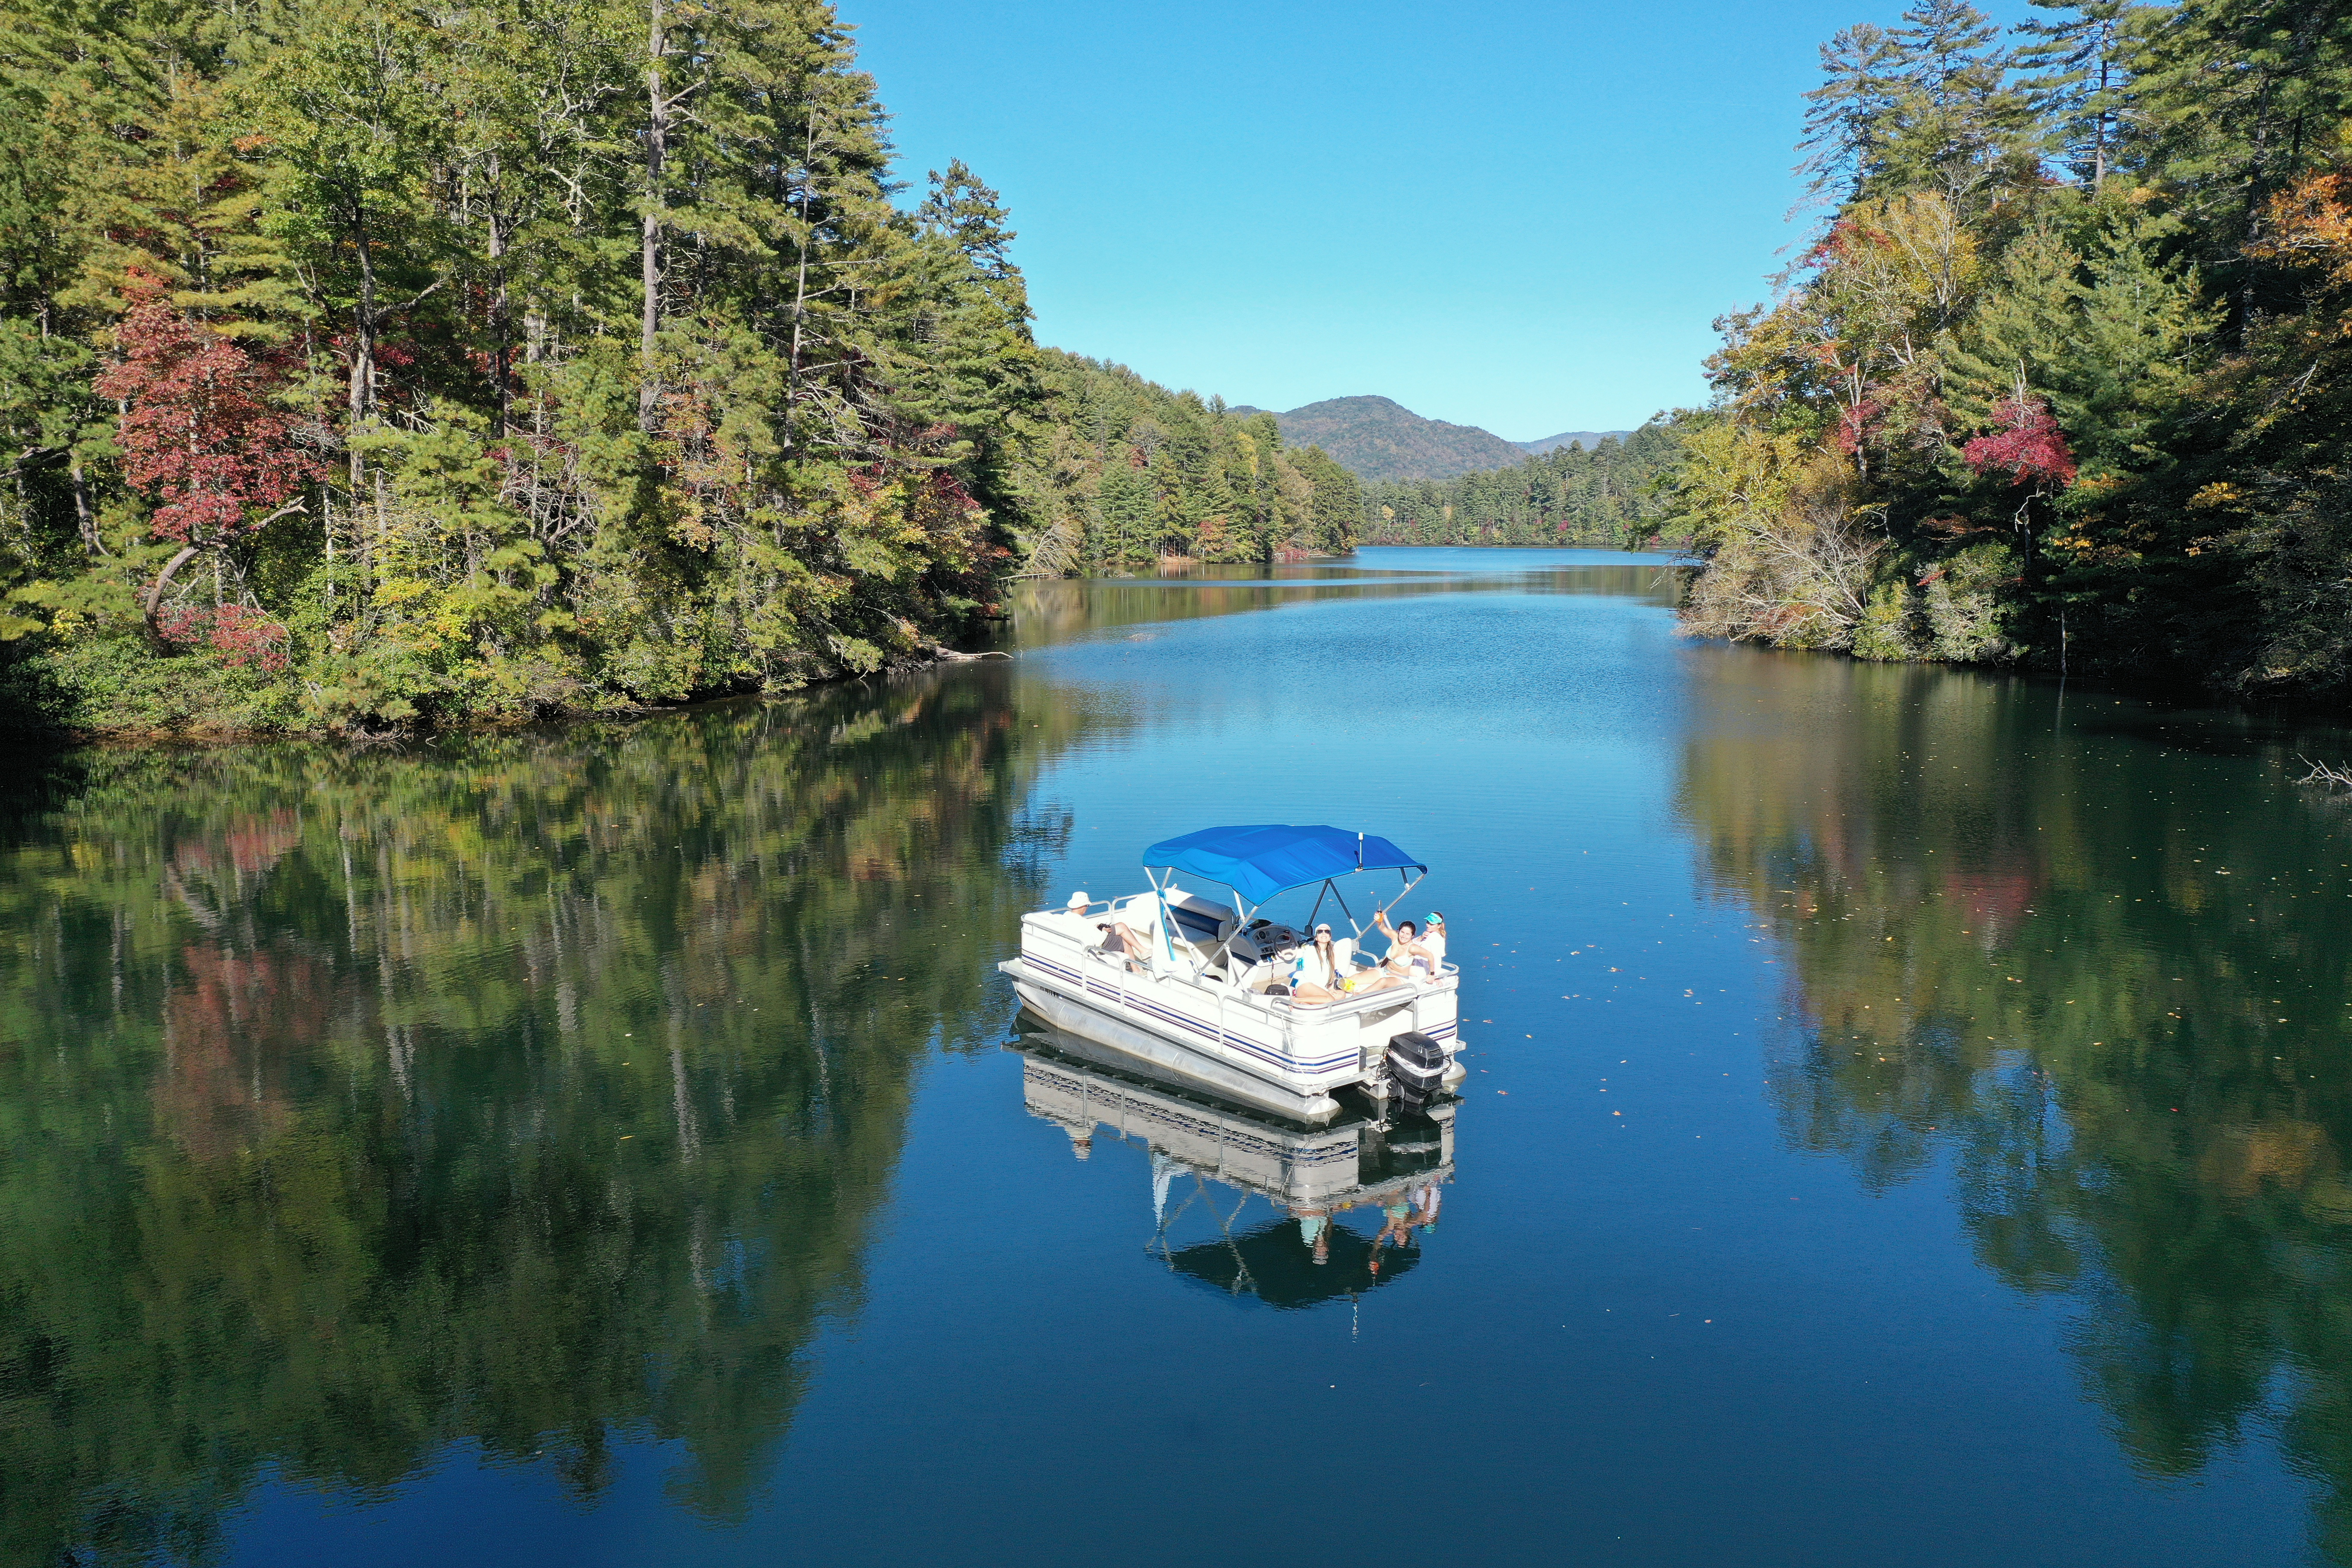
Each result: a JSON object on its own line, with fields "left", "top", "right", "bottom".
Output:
{"left": 930, "top": 645, "right": 1011, "bottom": 663}
{"left": 2297, "top": 755, "right": 2352, "bottom": 790}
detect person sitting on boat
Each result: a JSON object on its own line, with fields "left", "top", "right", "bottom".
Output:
{"left": 1371, "top": 909, "right": 1436, "bottom": 978}
{"left": 1350, "top": 913, "right": 1428, "bottom": 991}
{"left": 1094, "top": 919, "right": 1157, "bottom": 972}
{"left": 1419, "top": 911, "right": 1448, "bottom": 971}
{"left": 1283, "top": 925, "right": 1345, "bottom": 1005}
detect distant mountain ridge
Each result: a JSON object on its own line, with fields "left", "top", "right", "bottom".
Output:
{"left": 1228, "top": 395, "right": 1629, "bottom": 481}
{"left": 1515, "top": 430, "right": 1627, "bottom": 456}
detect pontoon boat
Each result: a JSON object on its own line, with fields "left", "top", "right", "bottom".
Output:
{"left": 998, "top": 824, "right": 1467, "bottom": 1123}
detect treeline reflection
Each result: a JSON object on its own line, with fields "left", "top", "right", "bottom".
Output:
{"left": 995, "top": 562, "right": 1678, "bottom": 649}
{"left": 0, "top": 667, "right": 1098, "bottom": 1563}
{"left": 1678, "top": 651, "right": 2352, "bottom": 1557}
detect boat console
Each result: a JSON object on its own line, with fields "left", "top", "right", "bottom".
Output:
{"left": 1225, "top": 918, "right": 1301, "bottom": 966}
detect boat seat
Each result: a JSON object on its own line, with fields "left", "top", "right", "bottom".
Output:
{"left": 1161, "top": 886, "right": 1237, "bottom": 950}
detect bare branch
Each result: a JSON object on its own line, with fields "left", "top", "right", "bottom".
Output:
{"left": 2296, "top": 755, "right": 2352, "bottom": 790}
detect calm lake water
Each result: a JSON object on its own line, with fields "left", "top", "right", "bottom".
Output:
{"left": 8, "top": 545, "right": 2352, "bottom": 1565}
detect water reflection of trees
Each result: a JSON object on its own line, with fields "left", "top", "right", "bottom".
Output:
{"left": 995, "top": 564, "right": 1676, "bottom": 648}
{"left": 0, "top": 666, "right": 1099, "bottom": 1564}
{"left": 1677, "top": 651, "right": 2352, "bottom": 1558}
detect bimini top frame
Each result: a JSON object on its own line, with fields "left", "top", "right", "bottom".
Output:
{"left": 1138, "top": 824, "right": 1427, "bottom": 978}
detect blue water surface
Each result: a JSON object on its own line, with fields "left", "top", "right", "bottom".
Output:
{"left": 7, "top": 548, "right": 2344, "bottom": 1566}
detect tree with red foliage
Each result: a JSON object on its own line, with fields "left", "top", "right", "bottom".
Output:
{"left": 1831, "top": 392, "right": 1884, "bottom": 460}
{"left": 1961, "top": 396, "right": 2077, "bottom": 489}
{"left": 153, "top": 603, "right": 292, "bottom": 671}
{"left": 95, "top": 283, "right": 321, "bottom": 637}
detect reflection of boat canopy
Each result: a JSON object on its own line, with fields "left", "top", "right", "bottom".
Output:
{"left": 1016, "top": 1024, "right": 1454, "bottom": 1309}
{"left": 1165, "top": 1218, "right": 1420, "bottom": 1309}
{"left": 1000, "top": 824, "right": 1466, "bottom": 1123}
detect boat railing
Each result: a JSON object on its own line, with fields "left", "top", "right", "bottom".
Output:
{"left": 1041, "top": 913, "right": 1460, "bottom": 1079}
{"left": 1064, "top": 938, "right": 1449, "bottom": 1015}
{"left": 1043, "top": 895, "right": 1154, "bottom": 920}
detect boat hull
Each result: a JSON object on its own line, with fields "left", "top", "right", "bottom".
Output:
{"left": 1009, "top": 972, "right": 1346, "bottom": 1123}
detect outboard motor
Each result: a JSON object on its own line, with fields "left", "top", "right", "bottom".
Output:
{"left": 1385, "top": 1030, "right": 1449, "bottom": 1107}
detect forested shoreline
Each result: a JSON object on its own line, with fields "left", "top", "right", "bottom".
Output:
{"left": 23, "top": 0, "right": 2352, "bottom": 738}
{"left": 0, "top": 0, "right": 1361, "bottom": 740}
{"left": 1357, "top": 423, "right": 1686, "bottom": 549}
{"left": 1018, "top": 349, "right": 1361, "bottom": 575}
{"left": 1673, "top": 0, "right": 2352, "bottom": 701}
{"left": 0, "top": 0, "right": 1048, "bottom": 736}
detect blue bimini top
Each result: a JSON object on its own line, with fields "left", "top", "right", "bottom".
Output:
{"left": 1140, "top": 824, "right": 1423, "bottom": 906}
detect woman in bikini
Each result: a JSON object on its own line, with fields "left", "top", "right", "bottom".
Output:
{"left": 1351, "top": 912, "right": 1429, "bottom": 992}
{"left": 1284, "top": 924, "right": 1344, "bottom": 1004}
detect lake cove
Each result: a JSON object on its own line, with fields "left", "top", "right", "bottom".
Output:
{"left": 4, "top": 546, "right": 2347, "bottom": 1566}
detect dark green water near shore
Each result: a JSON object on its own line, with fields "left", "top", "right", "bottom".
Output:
{"left": 6, "top": 547, "right": 2352, "bottom": 1565}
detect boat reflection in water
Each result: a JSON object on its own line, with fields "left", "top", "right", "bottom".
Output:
{"left": 1014, "top": 1018, "right": 1456, "bottom": 1308}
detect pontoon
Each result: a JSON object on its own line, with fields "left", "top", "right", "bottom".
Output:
{"left": 998, "top": 824, "right": 1467, "bottom": 1123}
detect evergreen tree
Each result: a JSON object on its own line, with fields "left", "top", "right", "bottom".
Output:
{"left": 1005, "top": 351, "right": 1349, "bottom": 573}
{"left": 2126, "top": 0, "right": 2352, "bottom": 325}
{"left": 1680, "top": 0, "right": 2352, "bottom": 700}
{"left": 0, "top": 0, "right": 1056, "bottom": 732}
{"left": 2015, "top": 0, "right": 2141, "bottom": 187}
{"left": 1799, "top": 3, "right": 2037, "bottom": 215}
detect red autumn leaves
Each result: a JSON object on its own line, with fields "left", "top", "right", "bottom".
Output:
{"left": 1962, "top": 396, "right": 2077, "bottom": 489}
{"left": 97, "top": 288, "right": 320, "bottom": 548}
{"left": 95, "top": 282, "right": 323, "bottom": 651}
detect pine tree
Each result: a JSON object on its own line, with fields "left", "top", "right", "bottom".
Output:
{"left": 2127, "top": 0, "right": 2352, "bottom": 328}
{"left": 1799, "top": 24, "right": 1905, "bottom": 210}
{"left": 1798, "top": 3, "right": 2037, "bottom": 217}
{"left": 2015, "top": 0, "right": 2140, "bottom": 188}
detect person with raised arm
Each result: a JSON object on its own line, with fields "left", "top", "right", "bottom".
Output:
{"left": 1360, "top": 910, "right": 1430, "bottom": 989}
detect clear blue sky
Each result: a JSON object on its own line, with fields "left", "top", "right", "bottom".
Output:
{"left": 851, "top": 0, "right": 2033, "bottom": 440}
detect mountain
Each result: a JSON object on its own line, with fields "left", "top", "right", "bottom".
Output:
{"left": 1228, "top": 395, "right": 1525, "bottom": 482}
{"left": 1516, "top": 430, "right": 1630, "bottom": 456}
{"left": 1225, "top": 395, "right": 1631, "bottom": 482}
